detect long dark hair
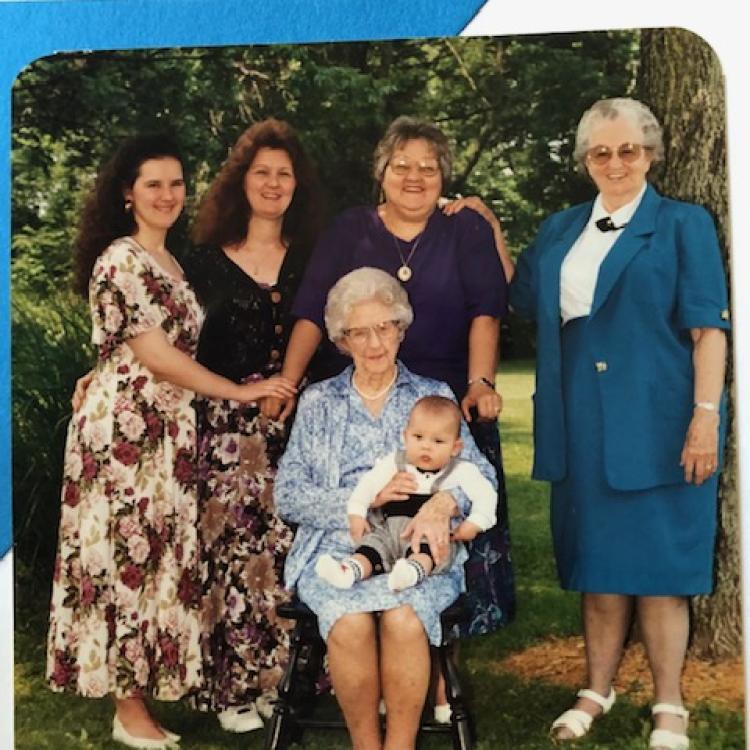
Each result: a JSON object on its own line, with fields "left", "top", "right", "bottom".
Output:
{"left": 192, "top": 118, "right": 322, "bottom": 251}
{"left": 73, "top": 133, "right": 184, "bottom": 296}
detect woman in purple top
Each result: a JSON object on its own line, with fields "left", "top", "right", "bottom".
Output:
{"left": 292, "top": 200, "right": 505, "bottom": 396}
{"left": 269, "top": 115, "right": 515, "bottom": 718}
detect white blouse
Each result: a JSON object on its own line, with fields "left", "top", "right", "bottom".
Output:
{"left": 560, "top": 184, "right": 646, "bottom": 324}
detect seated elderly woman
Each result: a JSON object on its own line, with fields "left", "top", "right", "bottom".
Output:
{"left": 275, "top": 267, "right": 496, "bottom": 750}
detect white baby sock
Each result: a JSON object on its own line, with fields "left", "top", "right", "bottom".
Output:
{"left": 315, "top": 554, "right": 362, "bottom": 589}
{"left": 387, "top": 558, "right": 427, "bottom": 591}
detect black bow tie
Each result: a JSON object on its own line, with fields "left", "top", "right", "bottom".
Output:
{"left": 596, "top": 216, "right": 627, "bottom": 232}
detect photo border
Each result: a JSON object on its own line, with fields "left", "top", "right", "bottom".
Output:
{"left": 2, "top": 2, "right": 747, "bottom": 748}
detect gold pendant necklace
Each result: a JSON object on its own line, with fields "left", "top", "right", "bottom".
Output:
{"left": 393, "top": 233, "right": 422, "bottom": 282}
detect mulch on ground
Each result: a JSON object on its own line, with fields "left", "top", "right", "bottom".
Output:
{"left": 492, "top": 636, "right": 744, "bottom": 711}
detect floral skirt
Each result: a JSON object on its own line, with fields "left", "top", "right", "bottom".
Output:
{"left": 193, "top": 397, "right": 294, "bottom": 711}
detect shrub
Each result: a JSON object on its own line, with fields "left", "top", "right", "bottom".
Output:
{"left": 12, "top": 290, "right": 92, "bottom": 576}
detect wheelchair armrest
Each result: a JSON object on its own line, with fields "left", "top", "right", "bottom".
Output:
{"left": 440, "top": 594, "right": 469, "bottom": 631}
{"left": 277, "top": 597, "right": 317, "bottom": 623}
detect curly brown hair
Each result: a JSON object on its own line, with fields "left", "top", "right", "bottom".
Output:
{"left": 73, "top": 134, "right": 184, "bottom": 297}
{"left": 192, "top": 119, "right": 322, "bottom": 250}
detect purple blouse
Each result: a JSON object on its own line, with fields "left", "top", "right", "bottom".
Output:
{"left": 292, "top": 206, "right": 508, "bottom": 398}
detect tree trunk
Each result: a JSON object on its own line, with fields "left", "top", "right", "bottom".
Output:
{"left": 639, "top": 28, "right": 741, "bottom": 659}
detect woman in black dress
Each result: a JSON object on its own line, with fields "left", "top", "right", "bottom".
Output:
{"left": 181, "top": 119, "right": 322, "bottom": 733}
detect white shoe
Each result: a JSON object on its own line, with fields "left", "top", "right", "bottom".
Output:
{"left": 112, "top": 715, "right": 179, "bottom": 749}
{"left": 217, "top": 704, "right": 264, "bottom": 733}
{"left": 434, "top": 703, "right": 452, "bottom": 724}
{"left": 255, "top": 690, "right": 278, "bottom": 720}
{"left": 649, "top": 703, "right": 690, "bottom": 749}
{"left": 550, "top": 687, "right": 616, "bottom": 740}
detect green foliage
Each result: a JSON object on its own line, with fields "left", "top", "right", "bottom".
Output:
{"left": 11, "top": 33, "right": 639, "bottom": 279}
{"left": 11, "top": 291, "right": 92, "bottom": 572}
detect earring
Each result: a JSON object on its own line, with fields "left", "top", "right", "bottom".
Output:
{"left": 124, "top": 199, "right": 133, "bottom": 212}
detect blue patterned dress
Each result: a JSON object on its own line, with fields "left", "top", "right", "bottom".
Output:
{"left": 275, "top": 364, "right": 496, "bottom": 646}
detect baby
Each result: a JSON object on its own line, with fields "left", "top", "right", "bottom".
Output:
{"left": 315, "top": 395, "right": 496, "bottom": 592}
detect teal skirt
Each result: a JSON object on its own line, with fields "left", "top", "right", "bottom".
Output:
{"left": 550, "top": 317, "right": 717, "bottom": 595}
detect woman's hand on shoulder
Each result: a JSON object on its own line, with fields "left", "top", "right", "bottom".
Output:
{"left": 680, "top": 408, "right": 720, "bottom": 485}
{"left": 440, "top": 195, "right": 501, "bottom": 229}
{"left": 400, "top": 490, "right": 456, "bottom": 565}
{"left": 71, "top": 369, "right": 95, "bottom": 412}
{"left": 371, "top": 471, "right": 418, "bottom": 507}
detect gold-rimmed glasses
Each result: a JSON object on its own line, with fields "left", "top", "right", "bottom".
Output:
{"left": 342, "top": 319, "right": 402, "bottom": 346}
{"left": 388, "top": 158, "right": 441, "bottom": 178}
{"left": 586, "top": 143, "right": 653, "bottom": 166}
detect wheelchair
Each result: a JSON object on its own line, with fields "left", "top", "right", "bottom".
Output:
{"left": 263, "top": 596, "right": 475, "bottom": 749}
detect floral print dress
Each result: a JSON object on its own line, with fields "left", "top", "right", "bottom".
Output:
{"left": 47, "top": 237, "right": 204, "bottom": 700}
{"left": 179, "top": 243, "right": 310, "bottom": 712}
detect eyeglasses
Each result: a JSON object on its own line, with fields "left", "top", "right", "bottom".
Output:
{"left": 342, "top": 319, "right": 402, "bottom": 346}
{"left": 388, "top": 158, "right": 441, "bottom": 178}
{"left": 586, "top": 143, "right": 653, "bottom": 166}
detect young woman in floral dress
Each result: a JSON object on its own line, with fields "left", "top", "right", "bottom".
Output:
{"left": 181, "top": 119, "right": 322, "bottom": 733}
{"left": 46, "top": 134, "right": 296, "bottom": 750}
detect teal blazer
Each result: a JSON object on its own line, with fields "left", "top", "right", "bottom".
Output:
{"left": 509, "top": 184, "right": 730, "bottom": 490}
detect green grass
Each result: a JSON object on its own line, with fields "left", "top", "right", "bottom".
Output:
{"left": 492, "top": 360, "right": 581, "bottom": 652}
{"left": 14, "top": 360, "right": 745, "bottom": 748}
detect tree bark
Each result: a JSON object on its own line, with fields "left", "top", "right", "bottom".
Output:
{"left": 639, "top": 28, "right": 741, "bottom": 659}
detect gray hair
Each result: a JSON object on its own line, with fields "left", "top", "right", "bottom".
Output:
{"left": 324, "top": 267, "right": 414, "bottom": 345}
{"left": 573, "top": 98, "right": 664, "bottom": 170}
{"left": 372, "top": 116, "right": 453, "bottom": 186}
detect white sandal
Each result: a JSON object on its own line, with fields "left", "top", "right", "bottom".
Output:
{"left": 550, "top": 687, "right": 616, "bottom": 740}
{"left": 217, "top": 704, "right": 264, "bottom": 733}
{"left": 649, "top": 703, "right": 689, "bottom": 749}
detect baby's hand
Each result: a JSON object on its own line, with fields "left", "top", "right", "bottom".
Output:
{"left": 372, "top": 471, "right": 417, "bottom": 506}
{"left": 348, "top": 515, "right": 370, "bottom": 542}
{"left": 451, "top": 520, "right": 482, "bottom": 542}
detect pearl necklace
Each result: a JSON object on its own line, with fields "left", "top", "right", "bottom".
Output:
{"left": 352, "top": 367, "right": 398, "bottom": 401}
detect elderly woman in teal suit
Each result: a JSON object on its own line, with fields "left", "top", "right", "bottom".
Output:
{"left": 510, "top": 98, "right": 729, "bottom": 750}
